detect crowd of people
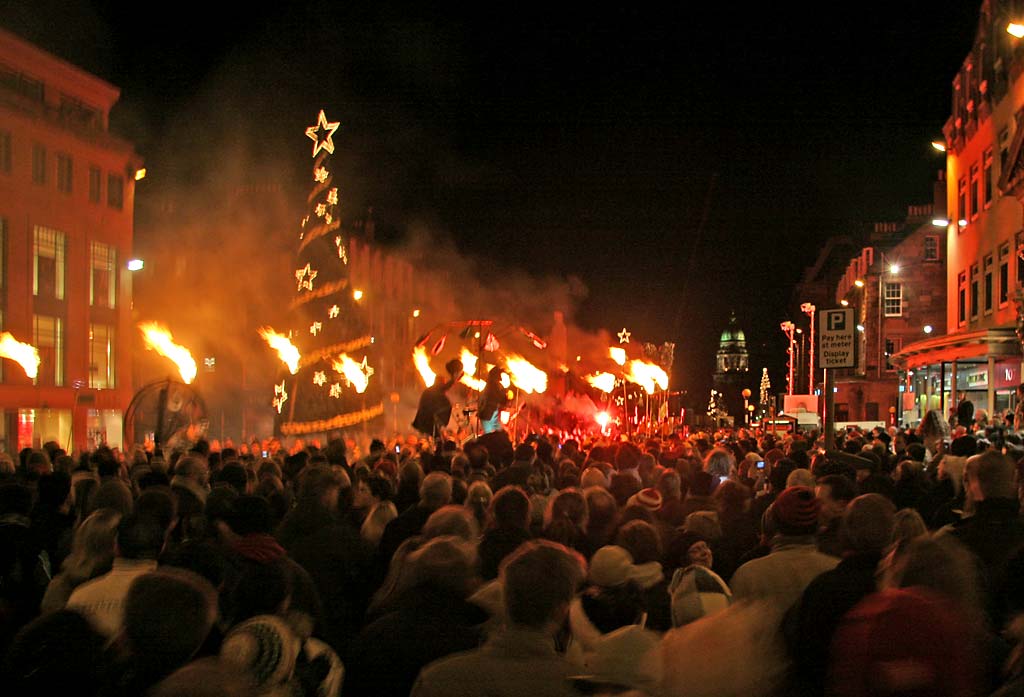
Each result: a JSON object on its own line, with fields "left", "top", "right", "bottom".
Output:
{"left": 1, "top": 411, "right": 1024, "bottom": 696}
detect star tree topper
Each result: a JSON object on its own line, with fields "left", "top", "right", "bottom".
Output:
{"left": 618, "top": 328, "right": 631, "bottom": 344}
{"left": 305, "top": 110, "right": 340, "bottom": 158}
{"left": 295, "top": 263, "right": 318, "bottom": 292}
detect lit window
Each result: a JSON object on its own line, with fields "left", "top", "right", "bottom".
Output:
{"left": 984, "top": 254, "right": 993, "bottom": 314}
{"left": 971, "top": 264, "right": 979, "bottom": 319}
{"left": 90, "top": 241, "right": 116, "bottom": 308}
{"left": 33, "top": 226, "right": 65, "bottom": 300}
{"left": 958, "top": 271, "right": 967, "bottom": 325}
{"left": 883, "top": 282, "right": 903, "bottom": 317}
{"left": 984, "top": 149, "right": 993, "bottom": 207}
{"left": 1000, "top": 243, "right": 1010, "bottom": 307}
{"left": 923, "top": 236, "right": 939, "bottom": 261}
{"left": 958, "top": 177, "right": 967, "bottom": 226}
{"left": 89, "top": 324, "right": 115, "bottom": 389}
{"left": 33, "top": 315, "right": 63, "bottom": 387}
{"left": 970, "top": 163, "right": 980, "bottom": 219}
{"left": 884, "top": 338, "right": 902, "bottom": 372}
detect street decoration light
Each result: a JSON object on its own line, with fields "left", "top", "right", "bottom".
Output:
{"left": 801, "top": 302, "right": 816, "bottom": 395}
{"left": 780, "top": 321, "right": 796, "bottom": 396}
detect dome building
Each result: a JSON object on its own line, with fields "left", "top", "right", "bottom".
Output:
{"left": 713, "top": 313, "right": 751, "bottom": 418}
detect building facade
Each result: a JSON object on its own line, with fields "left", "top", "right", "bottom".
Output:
{"left": 893, "top": 1, "right": 1024, "bottom": 425}
{"left": 713, "top": 313, "right": 750, "bottom": 416}
{"left": 834, "top": 204, "right": 947, "bottom": 423}
{"left": 0, "top": 29, "right": 141, "bottom": 452}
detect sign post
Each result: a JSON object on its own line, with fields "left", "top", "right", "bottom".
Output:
{"left": 818, "top": 308, "right": 856, "bottom": 448}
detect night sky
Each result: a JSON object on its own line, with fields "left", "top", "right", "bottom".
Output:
{"left": 1, "top": 1, "right": 983, "bottom": 405}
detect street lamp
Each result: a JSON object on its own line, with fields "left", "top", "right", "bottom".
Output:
{"left": 780, "top": 321, "right": 796, "bottom": 396}
{"left": 801, "top": 302, "right": 816, "bottom": 395}
{"left": 742, "top": 388, "right": 751, "bottom": 425}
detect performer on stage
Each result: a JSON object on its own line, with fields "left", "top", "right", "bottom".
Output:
{"left": 412, "top": 359, "right": 464, "bottom": 440}
{"left": 477, "top": 366, "right": 510, "bottom": 434}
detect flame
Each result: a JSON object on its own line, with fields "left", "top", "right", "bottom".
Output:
{"left": 413, "top": 346, "right": 436, "bottom": 387}
{"left": 609, "top": 346, "right": 626, "bottom": 366}
{"left": 624, "top": 360, "right": 669, "bottom": 394}
{"left": 139, "top": 322, "right": 197, "bottom": 384}
{"left": 258, "top": 327, "right": 300, "bottom": 374}
{"left": 0, "top": 333, "right": 40, "bottom": 379}
{"left": 460, "top": 374, "right": 487, "bottom": 391}
{"left": 333, "top": 353, "right": 370, "bottom": 394}
{"left": 504, "top": 354, "right": 548, "bottom": 394}
{"left": 586, "top": 372, "right": 616, "bottom": 394}
{"left": 595, "top": 411, "right": 610, "bottom": 428}
{"left": 460, "top": 348, "right": 478, "bottom": 377}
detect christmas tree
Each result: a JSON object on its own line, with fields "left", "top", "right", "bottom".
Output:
{"left": 706, "top": 389, "right": 727, "bottom": 419}
{"left": 271, "top": 110, "right": 383, "bottom": 437}
{"left": 757, "top": 367, "right": 771, "bottom": 420}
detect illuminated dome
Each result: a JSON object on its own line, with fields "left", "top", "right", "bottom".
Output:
{"left": 719, "top": 314, "right": 746, "bottom": 346}
{"left": 715, "top": 313, "right": 749, "bottom": 377}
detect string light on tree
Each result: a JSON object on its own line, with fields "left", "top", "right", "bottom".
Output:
{"left": 315, "top": 203, "right": 327, "bottom": 218}
{"left": 328, "top": 305, "right": 340, "bottom": 318}
{"left": 326, "top": 188, "right": 338, "bottom": 205}
{"left": 314, "top": 167, "right": 329, "bottom": 183}
{"left": 305, "top": 109, "right": 340, "bottom": 157}
{"left": 273, "top": 381, "right": 288, "bottom": 414}
{"left": 329, "top": 383, "right": 342, "bottom": 399}
{"left": 313, "top": 371, "right": 327, "bottom": 386}
{"left": 310, "top": 321, "right": 322, "bottom": 336}
{"left": 618, "top": 328, "right": 631, "bottom": 344}
{"left": 758, "top": 367, "right": 771, "bottom": 419}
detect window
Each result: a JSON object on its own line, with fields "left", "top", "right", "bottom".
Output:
{"left": 958, "top": 177, "right": 968, "bottom": 224}
{"left": 884, "top": 282, "right": 903, "bottom": 317}
{"left": 33, "top": 226, "right": 65, "bottom": 300}
{"left": 985, "top": 254, "right": 994, "bottom": 314}
{"left": 1002, "top": 127, "right": 1012, "bottom": 172}
{"left": 958, "top": 271, "right": 967, "bottom": 325}
{"left": 0, "top": 131, "right": 10, "bottom": 173}
{"left": 88, "top": 166, "right": 101, "bottom": 203}
{"left": 885, "top": 337, "right": 902, "bottom": 372}
{"left": 89, "top": 324, "right": 115, "bottom": 389}
{"left": 984, "top": 149, "right": 994, "bottom": 207}
{"left": 32, "top": 144, "right": 45, "bottom": 185}
{"left": 90, "top": 241, "right": 116, "bottom": 308}
{"left": 56, "top": 154, "right": 72, "bottom": 194}
{"left": 107, "top": 174, "right": 123, "bottom": 210}
{"left": 1018, "top": 232, "right": 1024, "bottom": 289}
{"left": 924, "top": 236, "right": 940, "bottom": 261}
{"left": 971, "top": 264, "right": 980, "bottom": 319}
{"left": 33, "top": 315, "right": 63, "bottom": 387}
{"left": 970, "top": 163, "right": 980, "bottom": 218}
{"left": 1001, "top": 243, "right": 1010, "bottom": 307}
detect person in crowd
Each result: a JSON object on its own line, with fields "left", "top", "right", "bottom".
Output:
{"left": 66, "top": 511, "right": 165, "bottom": 638}
{"left": 730, "top": 486, "right": 838, "bottom": 611}
{"left": 411, "top": 540, "right": 586, "bottom": 697}
{"left": 1, "top": 609, "right": 109, "bottom": 697}
{"left": 478, "top": 486, "right": 533, "bottom": 580}
{"left": 357, "top": 472, "right": 397, "bottom": 549}
{"left": 785, "top": 494, "right": 896, "bottom": 696}
{"left": 378, "top": 471, "right": 453, "bottom": 567}
{"left": 170, "top": 455, "right": 210, "bottom": 543}
{"left": 347, "top": 536, "right": 486, "bottom": 697}
{"left": 814, "top": 474, "right": 857, "bottom": 557}
{"left": 40, "top": 507, "right": 122, "bottom": 612}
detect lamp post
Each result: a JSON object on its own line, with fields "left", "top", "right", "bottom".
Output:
{"left": 741, "top": 388, "right": 751, "bottom": 425}
{"left": 780, "top": 321, "right": 796, "bottom": 396}
{"left": 801, "top": 302, "right": 816, "bottom": 394}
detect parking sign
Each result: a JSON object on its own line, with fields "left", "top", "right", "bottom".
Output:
{"left": 818, "top": 308, "right": 855, "bottom": 369}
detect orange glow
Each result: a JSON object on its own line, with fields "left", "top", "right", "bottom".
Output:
{"left": 586, "top": 372, "right": 616, "bottom": 393}
{"left": 609, "top": 346, "right": 626, "bottom": 366}
{"left": 460, "top": 348, "right": 479, "bottom": 377}
{"left": 413, "top": 346, "right": 436, "bottom": 387}
{"left": 504, "top": 354, "right": 548, "bottom": 394}
{"left": 0, "top": 333, "right": 40, "bottom": 379}
{"left": 595, "top": 411, "right": 610, "bottom": 428}
{"left": 258, "top": 327, "right": 301, "bottom": 375}
{"left": 499, "top": 410, "right": 511, "bottom": 425}
{"left": 460, "top": 374, "right": 487, "bottom": 391}
{"left": 139, "top": 322, "right": 197, "bottom": 384}
{"left": 1009, "top": 22, "right": 1024, "bottom": 38}
{"left": 624, "top": 360, "right": 669, "bottom": 394}
{"left": 333, "top": 353, "right": 370, "bottom": 394}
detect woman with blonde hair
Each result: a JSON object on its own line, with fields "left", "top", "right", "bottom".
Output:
{"left": 40, "top": 508, "right": 122, "bottom": 612}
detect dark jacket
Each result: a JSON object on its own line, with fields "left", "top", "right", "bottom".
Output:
{"left": 478, "top": 526, "right": 532, "bottom": 581}
{"left": 346, "top": 584, "right": 486, "bottom": 697}
{"left": 377, "top": 504, "right": 434, "bottom": 570}
{"left": 948, "top": 497, "right": 1024, "bottom": 627}
{"left": 784, "top": 552, "right": 883, "bottom": 697}
{"left": 490, "top": 462, "right": 533, "bottom": 493}
{"left": 277, "top": 503, "right": 373, "bottom": 660}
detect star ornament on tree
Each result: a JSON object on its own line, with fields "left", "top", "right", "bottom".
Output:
{"left": 314, "top": 167, "right": 329, "bottom": 183}
{"left": 273, "top": 381, "right": 288, "bottom": 414}
{"left": 305, "top": 110, "right": 340, "bottom": 158}
{"left": 329, "top": 383, "right": 342, "bottom": 399}
{"left": 313, "top": 371, "right": 327, "bottom": 386}
{"left": 310, "top": 321, "right": 322, "bottom": 336}
{"left": 328, "top": 305, "right": 340, "bottom": 319}
{"left": 618, "top": 328, "right": 631, "bottom": 344}
{"left": 360, "top": 355, "right": 375, "bottom": 380}
{"left": 295, "top": 263, "right": 318, "bottom": 292}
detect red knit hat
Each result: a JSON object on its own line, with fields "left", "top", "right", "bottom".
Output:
{"left": 771, "top": 486, "right": 820, "bottom": 535}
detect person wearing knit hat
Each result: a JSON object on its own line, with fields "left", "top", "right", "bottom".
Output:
{"left": 220, "top": 615, "right": 301, "bottom": 696}
{"left": 627, "top": 487, "right": 663, "bottom": 513}
{"left": 729, "top": 486, "right": 838, "bottom": 610}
